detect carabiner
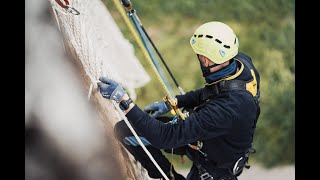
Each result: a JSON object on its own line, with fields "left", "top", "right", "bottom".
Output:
{"left": 66, "top": 5, "right": 80, "bottom": 15}
{"left": 200, "top": 172, "right": 213, "bottom": 180}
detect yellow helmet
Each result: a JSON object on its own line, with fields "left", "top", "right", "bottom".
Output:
{"left": 190, "top": 21, "right": 239, "bottom": 64}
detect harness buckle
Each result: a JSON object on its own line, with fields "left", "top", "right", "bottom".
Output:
{"left": 200, "top": 172, "right": 214, "bottom": 180}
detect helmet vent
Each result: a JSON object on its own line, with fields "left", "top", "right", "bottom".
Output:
{"left": 234, "top": 38, "right": 237, "bottom": 44}
{"left": 198, "top": 35, "right": 203, "bottom": 38}
{"left": 205, "top": 35, "right": 213, "bottom": 39}
{"left": 194, "top": 34, "right": 197, "bottom": 37}
{"left": 215, "top": 39, "right": 222, "bottom": 44}
{"left": 223, "top": 45, "right": 230, "bottom": 49}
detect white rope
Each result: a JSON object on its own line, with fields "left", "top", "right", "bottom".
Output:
{"left": 87, "top": 82, "right": 169, "bottom": 180}
{"left": 111, "top": 100, "right": 170, "bottom": 180}
{"left": 49, "top": 1, "right": 67, "bottom": 52}
{"left": 87, "top": 83, "right": 94, "bottom": 100}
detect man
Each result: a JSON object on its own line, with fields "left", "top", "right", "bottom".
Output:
{"left": 97, "top": 21, "right": 261, "bottom": 180}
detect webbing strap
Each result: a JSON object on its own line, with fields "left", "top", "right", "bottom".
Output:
{"left": 202, "top": 68, "right": 259, "bottom": 105}
{"left": 53, "top": 0, "right": 80, "bottom": 15}
{"left": 234, "top": 57, "right": 260, "bottom": 103}
{"left": 55, "top": 0, "right": 69, "bottom": 8}
{"left": 201, "top": 80, "right": 248, "bottom": 103}
{"left": 219, "top": 80, "right": 246, "bottom": 92}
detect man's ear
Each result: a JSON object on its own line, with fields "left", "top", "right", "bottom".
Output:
{"left": 204, "top": 56, "right": 212, "bottom": 67}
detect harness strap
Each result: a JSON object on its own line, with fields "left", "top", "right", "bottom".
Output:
{"left": 55, "top": 0, "right": 69, "bottom": 8}
{"left": 201, "top": 79, "right": 248, "bottom": 103}
{"left": 197, "top": 165, "right": 214, "bottom": 180}
{"left": 201, "top": 61, "right": 260, "bottom": 106}
{"left": 234, "top": 57, "right": 260, "bottom": 104}
{"left": 54, "top": 0, "right": 80, "bottom": 15}
{"left": 186, "top": 150, "right": 216, "bottom": 180}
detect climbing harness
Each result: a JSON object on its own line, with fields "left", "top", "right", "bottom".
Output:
{"left": 194, "top": 147, "right": 256, "bottom": 180}
{"left": 182, "top": 55, "right": 260, "bottom": 179}
{"left": 54, "top": 0, "right": 80, "bottom": 15}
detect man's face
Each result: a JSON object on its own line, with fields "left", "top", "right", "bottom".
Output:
{"left": 198, "top": 54, "right": 214, "bottom": 67}
{"left": 198, "top": 54, "right": 230, "bottom": 73}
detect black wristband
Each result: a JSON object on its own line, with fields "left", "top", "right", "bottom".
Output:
{"left": 119, "top": 98, "right": 133, "bottom": 111}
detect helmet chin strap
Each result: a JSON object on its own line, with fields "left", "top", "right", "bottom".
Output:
{"left": 197, "top": 55, "right": 237, "bottom": 83}
{"left": 200, "top": 63, "right": 220, "bottom": 77}
{"left": 197, "top": 54, "right": 221, "bottom": 76}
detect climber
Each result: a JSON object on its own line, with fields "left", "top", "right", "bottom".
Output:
{"left": 97, "top": 21, "right": 261, "bottom": 180}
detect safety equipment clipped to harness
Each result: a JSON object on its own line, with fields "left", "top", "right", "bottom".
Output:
{"left": 230, "top": 147, "right": 256, "bottom": 176}
{"left": 199, "top": 171, "right": 213, "bottom": 180}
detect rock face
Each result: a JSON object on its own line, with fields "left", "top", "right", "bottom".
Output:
{"left": 26, "top": 0, "right": 150, "bottom": 179}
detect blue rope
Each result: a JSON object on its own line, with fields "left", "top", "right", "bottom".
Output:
{"left": 129, "top": 13, "right": 175, "bottom": 97}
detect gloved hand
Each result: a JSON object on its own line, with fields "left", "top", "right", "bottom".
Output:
{"left": 144, "top": 100, "right": 171, "bottom": 118}
{"left": 97, "top": 77, "right": 126, "bottom": 103}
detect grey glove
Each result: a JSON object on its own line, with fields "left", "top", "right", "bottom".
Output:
{"left": 97, "top": 77, "right": 126, "bottom": 103}
{"left": 144, "top": 100, "right": 171, "bottom": 118}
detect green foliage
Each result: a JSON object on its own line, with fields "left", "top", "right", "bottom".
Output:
{"left": 103, "top": 0, "right": 295, "bottom": 168}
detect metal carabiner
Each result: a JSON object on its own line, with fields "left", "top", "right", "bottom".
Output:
{"left": 66, "top": 5, "right": 80, "bottom": 15}
{"left": 200, "top": 172, "right": 214, "bottom": 180}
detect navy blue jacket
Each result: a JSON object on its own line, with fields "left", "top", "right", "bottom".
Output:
{"left": 126, "top": 52, "right": 260, "bottom": 167}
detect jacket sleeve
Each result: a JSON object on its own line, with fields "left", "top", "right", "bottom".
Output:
{"left": 176, "top": 88, "right": 204, "bottom": 108}
{"left": 126, "top": 103, "right": 233, "bottom": 149}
